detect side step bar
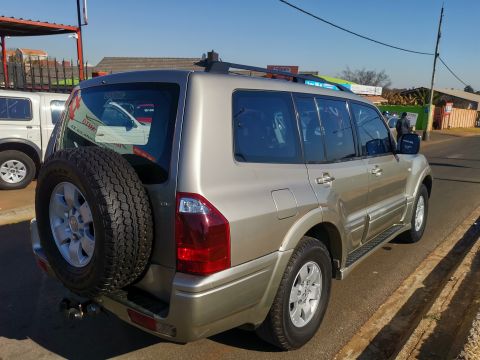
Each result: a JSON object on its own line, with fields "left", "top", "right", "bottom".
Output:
{"left": 340, "top": 225, "right": 405, "bottom": 279}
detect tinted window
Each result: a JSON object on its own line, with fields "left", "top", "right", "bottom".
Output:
{"left": 0, "top": 97, "right": 32, "bottom": 120}
{"left": 315, "top": 98, "right": 356, "bottom": 162}
{"left": 351, "top": 103, "right": 392, "bottom": 156}
{"left": 61, "top": 83, "right": 180, "bottom": 183}
{"left": 233, "top": 91, "right": 301, "bottom": 163}
{"left": 50, "top": 100, "right": 65, "bottom": 125}
{"left": 294, "top": 96, "right": 325, "bottom": 162}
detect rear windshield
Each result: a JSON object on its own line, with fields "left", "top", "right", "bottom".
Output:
{"left": 61, "top": 83, "right": 180, "bottom": 183}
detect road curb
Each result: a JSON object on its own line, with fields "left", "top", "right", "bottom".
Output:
{"left": 0, "top": 205, "right": 35, "bottom": 226}
{"left": 335, "top": 206, "right": 480, "bottom": 359}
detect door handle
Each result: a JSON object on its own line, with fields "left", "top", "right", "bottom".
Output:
{"left": 26, "top": 125, "right": 33, "bottom": 129}
{"left": 316, "top": 173, "right": 335, "bottom": 185}
{"left": 371, "top": 166, "right": 383, "bottom": 176}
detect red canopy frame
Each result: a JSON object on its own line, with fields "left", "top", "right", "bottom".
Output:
{"left": 0, "top": 16, "right": 84, "bottom": 84}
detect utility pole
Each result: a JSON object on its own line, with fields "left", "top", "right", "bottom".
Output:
{"left": 423, "top": 3, "right": 444, "bottom": 141}
{"left": 76, "top": 0, "right": 85, "bottom": 80}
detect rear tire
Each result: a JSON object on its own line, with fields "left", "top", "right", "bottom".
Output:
{"left": 0, "top": 150, "right": 36, "bottom": 190}
{"left": 402, "top": 184, "right": 429, "bottom": 243}
{"left": 36, "top": 147, "right": 153, "bottom": 298}
{"left": 256, "top": 237, "right": 332, "bottom": 350}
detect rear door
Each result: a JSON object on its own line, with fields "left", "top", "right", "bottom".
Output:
{"left": 349, "top": 102, "right": 409, "bottom": 240}
{"left": 294, "top": 94, "right": 369, "bottom": 251}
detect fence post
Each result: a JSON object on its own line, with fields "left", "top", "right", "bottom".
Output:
{"left": 30, "top": 57, "right": 35, "bottom": 91}
{"left": 71, "top": 59, "right": 74, "bottom": 89}
{"left": 54, "top": 58, "right": 59, "bottom": 92}
{"left": 38, "top": 56, "right": 44, "bottom": 90}
{"left": 46, "top": 58, "right": 52, "bottom": 92}
{"left": 22, "top": 61, "right": 27, "bottom": 91}
{"left": 62, "top": 59, "right": 67, "bottom": 92}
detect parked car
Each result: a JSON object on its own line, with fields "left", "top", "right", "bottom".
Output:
{"left": 0, "top": 90, "right": 69, "bottom": 189}
{"left": 31, "top": 62, "right": 432, "bottom": 350}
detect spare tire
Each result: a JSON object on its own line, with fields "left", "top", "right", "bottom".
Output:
{"left": 36, "top": 147, "right": 153, "bottom": 298}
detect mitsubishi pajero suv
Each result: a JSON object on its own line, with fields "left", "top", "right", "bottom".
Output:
{"left": 31, "top": 57, "right": 432, "bottom": 350}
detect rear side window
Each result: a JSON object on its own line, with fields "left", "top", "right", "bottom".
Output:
{"left": 315, "top": 98, "right": 356, "bottom": 162}
{"left": 50, "top": 100, "right": 65, "bottom": 125}
{"left": 350, "top": 103, "right": 392, "bottom": 156}
{"left": 61, "top": 83, "right": 180, "bottom": 183}
{"left": 0, "top": 96, "right": 32, "bottom": 120}
{"left": 233, "top": 90, "right": 301, "bottom": 163}
{"left": 294, "top": 95, "right": 325, "bottom": 163}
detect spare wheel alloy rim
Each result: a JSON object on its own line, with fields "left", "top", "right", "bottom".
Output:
{"left": 49, "top": 182, "right": 95, "bottom": 268}
{"left": 0, "top": 160, "right": 27, "bottom": 184}
{"left": 289, "top": 261, "right": 322, "bottom": 328}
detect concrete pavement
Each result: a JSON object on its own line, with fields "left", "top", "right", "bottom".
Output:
{"left": 0, "top": 135, "right": 479, "bottom": 359}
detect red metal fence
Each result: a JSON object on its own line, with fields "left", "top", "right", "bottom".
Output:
{"left": 0, "top": 57, "right": 92, "bottom": 93}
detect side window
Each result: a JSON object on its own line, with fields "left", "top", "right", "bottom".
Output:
{"left": 315, "top": 98, "right": 356, "bottom": 162}
{"left": 350, "top": 103, "right": 392, "bottom": 156}
{"left": 50, "top": 100, "right": 65, "bottom": 125}
{"left": 0, "top": 96, "right": 32, "bottom": 120}
{"left": 233, "top": 91, "right": 301, "bottom": 163}
{"left": 294, "top": 96, "right": 325, "bottom": 163}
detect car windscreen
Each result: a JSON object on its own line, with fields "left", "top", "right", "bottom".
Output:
{"left": 61, "top": 82, "right": 180, "bottom": 184}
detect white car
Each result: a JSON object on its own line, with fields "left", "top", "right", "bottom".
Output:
{"left": 0, "top": 90, "right": 69, "bottom": 189}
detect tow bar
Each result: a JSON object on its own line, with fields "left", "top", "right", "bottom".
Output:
{"left": 59, "top": 298, "right": 102, "bottom": 320}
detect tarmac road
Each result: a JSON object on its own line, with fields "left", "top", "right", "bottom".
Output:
{"left": 1, "top": 134, "right": 480, "bottom": 360}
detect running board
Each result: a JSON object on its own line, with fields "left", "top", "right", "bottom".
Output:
{"left": 345, "top": 225, "right": 404, "bottom": 268}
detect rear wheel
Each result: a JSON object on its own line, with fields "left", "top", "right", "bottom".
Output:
{"left": 256, "top": 237, "right": 332, "bottom": 350}
{"left": 0, "top": 150, "right": 36, "bottom": 190}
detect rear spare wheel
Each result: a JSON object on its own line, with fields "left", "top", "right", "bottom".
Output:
{"left": 36, "top": 147, "right": 153, "bottom": 298}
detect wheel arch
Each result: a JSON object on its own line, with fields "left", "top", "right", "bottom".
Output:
{"left": 279, "top": 207, "right": 345, "bottom": 278}
{"left": 422, "top": 174, "right": 433, "bottom": 198}
{"left": 0, "top": 139, "right": 41, "bottom": 173}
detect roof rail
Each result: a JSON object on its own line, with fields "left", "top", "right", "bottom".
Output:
{"left": 195, "top": 53, "right": 352, "bottom": 93}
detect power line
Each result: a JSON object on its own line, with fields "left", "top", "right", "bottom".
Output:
{"left": 279, "top": 0, "right": 434, "bottom": 56}
{"left": 438, "top": 57, "right": 468, "bottom": 87}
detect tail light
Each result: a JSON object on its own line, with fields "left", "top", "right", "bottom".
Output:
{"left": 175, "top": 192, "right": 230, "bottom": 275}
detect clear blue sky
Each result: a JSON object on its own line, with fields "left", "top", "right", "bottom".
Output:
{"left": 2, "top": 0, "right": 479, "bottom": 90}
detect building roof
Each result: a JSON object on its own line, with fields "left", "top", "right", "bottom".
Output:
{"left": 17, "top": 48, "right": 47, "bottom": 56}
{"left": 434, "top": 87, "right": 480, "bottom": 106}
{"left": 94, "top": 57, "right": 204, "bottom": 73}
{"left": 0, "top": 16, "right": 78, "bottom": 36}
{"left": 362, "top": 95, "right": 388, "bottom": 104}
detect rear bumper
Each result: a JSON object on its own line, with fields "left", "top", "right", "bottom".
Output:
{"left": 31, "top": 219, "right": 291, "bottom": 342}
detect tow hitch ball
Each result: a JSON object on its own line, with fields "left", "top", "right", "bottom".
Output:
{"left": 59, "top": 298, "right": 101, "bottom": 320}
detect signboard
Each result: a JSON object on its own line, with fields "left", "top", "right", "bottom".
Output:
{"left": 347, "top": 84, "right": 382, "bottom": 96}
{"left": 445, "top": 102, "right": 453, "bottom": 114}
{"left": 266, "top": 65, "right": 299, "bottom": 80}
{"left": 305, "top": 80, "right": 339, "bottom": 91}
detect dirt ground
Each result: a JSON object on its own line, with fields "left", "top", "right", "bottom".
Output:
{"left": 0, "top": 181, "right": 35, "bottom": 212}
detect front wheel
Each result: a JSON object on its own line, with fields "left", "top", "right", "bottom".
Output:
{"left": 402, "top": 184, "right": 429, "bottom": 243}
{"left": 256, "top": 237, "right": 332, "bottom": 350}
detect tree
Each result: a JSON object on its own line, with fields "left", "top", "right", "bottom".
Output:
{"left": 338, "top": 67, "right": 392, "bottom": 88}
{"left": 464, "top": 85, "right": 475, "bottom": 93}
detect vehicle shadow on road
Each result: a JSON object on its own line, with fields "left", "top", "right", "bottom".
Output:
{"left": 0, "top": 221, "right": 164, "bottom": 359}
{"left": 209, "top": 328, "right": 281, "bottom": 352}
{"left": 0, "top": 221, "right": 279, "bottom": 358}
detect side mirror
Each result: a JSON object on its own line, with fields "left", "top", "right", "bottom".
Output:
{"left": 398, "top": 133, "right": 420, "bottom": 154}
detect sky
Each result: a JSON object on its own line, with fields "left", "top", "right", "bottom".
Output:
{"left": 2, "top": 0, "right": 479, "bottom": 90}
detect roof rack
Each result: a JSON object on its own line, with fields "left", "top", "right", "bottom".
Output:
{"left": 195, "top": 52, "right": 352, "bottom": 93}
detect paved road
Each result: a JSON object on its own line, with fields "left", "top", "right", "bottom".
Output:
{"left": 1, "top": 134, "right": 480, "bottom": 360}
